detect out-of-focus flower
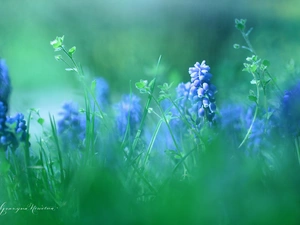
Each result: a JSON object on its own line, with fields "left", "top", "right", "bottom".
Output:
{"left": 93, "top": 77, "right": 110, "bottom": 109}
{"left": 281, "top": 82, "right": 300, "bottom": 137}
{"left": 0, "top": 101, "right": 29, "bottom": 149}
{"left": 176, "top": 82, "right": 191, "bottom": 109}
{"left": 0, "top": 101, "right": 9, "bottom": 147}
{"left": 0, "top": 59, "right": 11, "bottom": 108}
{"left": 57, "top": 102, "right": 86, "bottom": 150}
{"left": 115, "top": 94, "right": 142, "bottom": 139}
{"left": 6, "top": 113, "right": 28, "bottom": 143}
{"left": 219, "top": 104, "right": 275, "bottom": 155}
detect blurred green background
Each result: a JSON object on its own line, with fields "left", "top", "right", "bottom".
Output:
{"left": 1, "top": 0, "right": 300, "bottom": 116}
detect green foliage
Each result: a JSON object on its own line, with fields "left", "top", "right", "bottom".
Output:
{"left": 158, "top": 82, "right": 173, "bottom": 102}
{"left": 50, "top": 36, "right": 64, "bottom": 50}
{"left": 234, "top": 19, "right": 282, "bottom": 148}
{"left": 0, "top": 20, "right": 300, "bottom": 225}
{"left": 235, "top": 18, "right": 247, "bottom": 32}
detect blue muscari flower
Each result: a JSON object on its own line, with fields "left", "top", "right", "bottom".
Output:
{"left": 188, "top": 61, "right": 217, "bottom": 122}
{"left": 0, "top": 59, "right": 28, "bottom": 149}
{"left": 0, "top": 101, "right": 9, "bottom": 147}
{"left": 281, "top": 82, "right": 300, "bottom": 137}
{"left": 0, "top": 101, "right": 29, "bottom": 149}
{"left": 93, "top": 77, "right": 110, "bottom": 109}
{"left": 57, "top": 102, "right": 86, "bottom": 150}
{"left": 0, "top": 102, "right": 7, "bottom": 131}
{"left": 115, "top": 94, "right": 142, "bottom": 139}
{"left": 176, "top": 82, "right": 191, "bottom": 108}
{"left": 0, "top": 59, "right": 12, "bottom": 107}
{"left": 219, "top": 104, "right": 275, "bottom": 155}
{"left": 6, "top": 113, "right": 28, "bottom": 143}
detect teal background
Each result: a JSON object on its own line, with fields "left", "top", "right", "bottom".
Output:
{"left": 0, "top": 0, "right": 299, "bottom": 116}
{"left": 1, "top": 1, "right": 300, "bottom": 224}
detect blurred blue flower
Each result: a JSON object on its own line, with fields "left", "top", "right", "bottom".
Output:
{"left": 93, "top": 77, "right": 110, "bottom": 109}
{"left": 0, "top": 101, "right": 29, "bottom": 149}
{"left": 6, "top": 113, "right": 28, "bottom": 143}
{"left": 0, "top": 101, "right": 9, "bottom": 147}
{"left": 0, "top": 101, "right": 7, "bottom": 130}
{"left": 0, "top": 59, "right": 11, "bottom": 107}
{"left": 176, "top": 82, "right": 191, "bottom": 108}
{"left": 219, "top": 104, "right": 275, "bottom": 155}
{"left": 57, "top": 102, "right": 86, "bottom": 150}
{"left": 281, "top": 82, "right": 300, "bottom": 137}
{"left": 115, "top": 94, "right": 142, "bottom": 139}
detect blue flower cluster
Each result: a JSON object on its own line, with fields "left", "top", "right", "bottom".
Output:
{"left": 0, "top": 59, "right": 11, "bottom": 107}
{"left": 0, "top": 60, "right": 29, "bottom": 150}
{"left": 188, "top": 61, "right": 217, "bottom": 122}
{"left": 0, "top": 101, "right": 9, "bottom": 146}
{"left": 0, "top": 102, "right": 28, "bottom": 149}
{"left": 6, "top": 113, "right": 28, "bottom": 142}
{"left": 219, "top": 104, "right": 276, "bottom": 155}
{"left": 176, "top": 61, "right": 217, "bottom": 123}
{"left": 115, "top": 94, "right": 142, "bottom": 139}
{"left": 57, "top": 102, "right": 86, "bottom": 150}
{"left": 176, "top": 82, "right": 191, "bottom": 108}
{"left": 93, "top": 77, "right": 110, "bottom": 109}
{"left": 281, "top": 82, "right": 300, "bottom": 137}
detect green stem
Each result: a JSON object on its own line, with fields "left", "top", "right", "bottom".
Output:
{"left": 49, "top": 114, "right": 64, "bottom": 184}
{"left": 152, "top": 96, "right": 191, "bottom": 175}
{"left": 62, "top": 47, "right": 81, "bottom": 75}
{"left": 123, "top": 149, "right": 157, "bottom": 194}
{"left": 294, "top": 137, "right": 300, "bottom": 166}
{"left": 24, "top": 112, "right": 33, "bottom": 200}
{"left": 131, "top": 55, "right": 162, "bottom": 152}
{"left": 263, "top": 87, "right": 267, "bottom": 112}
{"left": 266, "top": 70, "right": 283, "bottom": 95}
{"left": 241, "top": 31, "right": 256, "bottom": 55}
{"left": 141, "top": 119, "right": 163, "bottom": 170}
{"left": 169, "top": 98, "right": 206, "bottom": 149}
{"left": 240, "top": 29, "right": 283, "bottom": 96}
{"left": 239, "top": 72, "right": 260, "bottom": 148}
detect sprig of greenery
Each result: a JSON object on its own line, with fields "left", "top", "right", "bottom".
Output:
{"left": 234, "top": 19, "right": 282, "bottom": 148}
{"left": 50, "top": 36, "right": 80, "bottom": 74}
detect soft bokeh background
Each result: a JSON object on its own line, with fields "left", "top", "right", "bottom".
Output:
{"left": 1, "top": 0, "right": 300, "bottom": 117}
{"left": 1, "top": 1, "right": 300, "bottom": 224}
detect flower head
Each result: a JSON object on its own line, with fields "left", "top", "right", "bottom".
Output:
{"left": 176, "top": 82, "right": 191, "bottom": 108}
{"left": 281, "top": 82, "right": 300, "bottom": 137}
{"left": 219, "top": 104, "right": 275, "bottom": 155}
{"left": 0, "top": 102, "right": 29, "bottom": 149}
{"left": 94, "top": 77, "right": 110, "bottom": 109}
{"left": 178, "top": 61, "right": 217, "bottom": 123}
{"left": 6, "top": 113, "right": 28, "bottom": 142}
{"left": 57, "top": 102, "right": 86, "bottom": 150}
{"left": 0, "top": 59, "right": 12, "bottom": 107}
{"left": 115, "top": 94, "right": 142, "bottom": 138}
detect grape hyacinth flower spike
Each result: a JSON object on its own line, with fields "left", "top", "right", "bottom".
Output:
{"left": 0, "top": 59, "right": 29, "bottom": 150}
{"left": 5, "top": 113, "right": 29, "bottom": 147}
{"left": 188, "top": 61, "right": 217, "bottom": 121}
{"left": 281, "top": 82, "right": 300, "bottom": 137}
{"left": 176, "top": 82, "right": 191, "bottom": 109}
{"left": 115, "top": 94, "right": 142, "bottom": 139}
{"left": 177, "top": 60, "right": 217, "bottom": 124}
{"left": 0, "top": 108, "right": 29, "bottom": 149}
{"left": 94, "top": 77, "right": 110, "bottom": 109}
{"left": 0, "top": 59, "right": 11, "bottom": 109}
{"left": 57, "top": 102, "right": 86, "bottom": 150}
{"left": 0, "top": 102, "right": 9, "bottom": 147}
